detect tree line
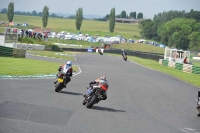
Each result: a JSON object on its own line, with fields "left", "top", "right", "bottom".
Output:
{"left": 1, "top": 7, "right": 64, "bottom": 18}
{"left": 139, "top": 10, "right": 200, "bottom": 51}
{"left": 104, "top": 11, "right": 143, "bottom": 20}
{"left": 3, "top": 2, "right": 117, "bottom": 33}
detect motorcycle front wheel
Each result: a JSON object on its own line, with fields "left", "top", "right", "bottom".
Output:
{"left": 86, "top": 95, "right": 97, "bottom": 108}
{"left": 82, "top": 99, "right": 86, "bottom": 105}
{"left": 55, "top": 82, "right": 63, "bottom": 92}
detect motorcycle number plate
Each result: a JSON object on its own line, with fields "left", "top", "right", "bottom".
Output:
{"left": 58, "top": 78, "right": 63, "bottom": 83}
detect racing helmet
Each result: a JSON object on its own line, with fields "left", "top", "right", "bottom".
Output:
{"left": 100, "top": 75, "right": 106, "bottom": 80}
{"left": 67, "top": 61, "right": 72, "bottom": 66}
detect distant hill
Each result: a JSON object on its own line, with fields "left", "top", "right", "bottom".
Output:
{"left": 51, "top": 12, "right": 104, "bottom": 19}
{"left": 0, "top": 8, "right": 104, "bottom": 19}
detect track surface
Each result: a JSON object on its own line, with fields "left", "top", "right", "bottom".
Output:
{"left": 0, "top": 53, "right": 200, "bottom": 133}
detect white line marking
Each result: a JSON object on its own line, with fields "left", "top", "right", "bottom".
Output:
{"left": 180, "top": 128, "right": 199, "bottom": 133}
{"left": 73, "top": 65, "right": 81, "bottom": 76}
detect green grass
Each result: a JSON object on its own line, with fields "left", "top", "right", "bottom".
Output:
{"left": 112, "top": 43, "right": 165, "bottom": 54}
{"left": 48, "top": 38, "right": 101, "bottom": 48}
{"left": 0, "top": 14, "right": 141, "bottom": 39}
{"left": 0, "top": 57, "right": 78, "bottom": 76}
{"left": 27, "top": 50, "right": 76, "bottom": 60}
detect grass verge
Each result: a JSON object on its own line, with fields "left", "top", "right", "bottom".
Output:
{"left": 0, "top": 57, "right": 78, "bottom": 76}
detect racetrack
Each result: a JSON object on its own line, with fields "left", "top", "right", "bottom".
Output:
{"left": 0, "top": 53, "right": 200, "bottom": 133}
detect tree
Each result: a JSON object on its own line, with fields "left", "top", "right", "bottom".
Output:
{"left": 38, "top": 12, "right": 42, "bottom": 16}
{"left": 42, "top": 6, "right": 49, "bottom": 28}
{"left": 104, "top": 14, "right": 109, "bottom": 20}
{"left": 109, "top": 8, "right": 115, "bottom": 33}
{"left": 7, "top": 2, "right": 14, "bottom": 22}
{"left": 139, "top": 19, "right": 157, "bottom": 39}
{"left": 133, "top": 12, "right": 136, "bottom": 19}
{"left": 68, "top": 15, "right": 76, "bottom": 19}
{"left": 129, "top": 12, "right": 136, "bottom": 18}
{"left": 159, "top": 18, "right": 196, "bottom": 49}
{"left": 137, "top": 12, "right": 143, "bottom": 19}
{"left": 75, "top": 7, "right": 83, "bottom": 30}
{"left": 1, "top": 8, "right": 7, "bottom": 14}
{"left": 116, "top": 14, "right": 120, "bottom": 18}
{"left": 153, "top": 10, "right": 186, "bottom": 26}
{"left": 185, "top": 9, "right": 200, "bottom": 22}
{"left": 32, "top": 10, "right": 37, "bottom": 16}
{"left": 120, "top": 11, "right": 126, "bottom": 18}
{"left": 189, "top": 32, "right": 200, "bottom": 51}
{"left": 193, "top": 22, "right": 200, "bottom": 32}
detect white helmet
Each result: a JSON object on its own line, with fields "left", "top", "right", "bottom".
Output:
{"left": 67, "top": 61, "right": 72, "bottom": 66}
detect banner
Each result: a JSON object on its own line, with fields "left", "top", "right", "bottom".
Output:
{"left": 87, "top": 48, "right": 93, "bottom": 52}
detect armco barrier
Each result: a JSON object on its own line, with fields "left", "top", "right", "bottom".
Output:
{"left": 162, "top": 60, "right": 168, "bottom": 66}
{"left": 159, "top": 59, "right": 200, "bottom": 75}
{"left": 62, "top": 47, "right": 163, "bottom": 61}
{"left": 62, "top": 47, "right": 95, "bottom": 52}
{"left": 45, "top": 46, "right": 63, "bottom": 52}
{"left": 175, "top": 63, "right": 183, "bottom": 70}
{"left": 0, "top": 45, "right": 13, "bottom": 57}
{"left": 103, "top": 49, "right": 163, "bottom": 61}
{"left": 17, "top": 44, "right": 45, "bottom": 50}
{"left": 192, "top": 66, "right": 200, "bottom": 74}
{"left": 0, "top": 45, "right": 26, "bottom": 58}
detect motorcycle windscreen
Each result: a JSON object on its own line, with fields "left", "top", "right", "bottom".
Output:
{"left": 62, "top": 64, "right": 71, "bottom": 73}
{"left": 87, "top": 89, "right": 92, "bottom": 94}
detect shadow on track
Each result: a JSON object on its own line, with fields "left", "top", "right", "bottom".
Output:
{"left": 92, "top": 106, "right": 126, "bottom": 113}
{"left": 60, "top": 91, "right": 83, "bottom": 96}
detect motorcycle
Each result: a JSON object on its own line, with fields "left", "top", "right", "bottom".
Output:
{"left": 122, "top": 53, "right": 127, "bottom": 61}
{"left": 98, "top": 48, "right": 103, "bottom": 55}
{"left": 82, "top": 81, "right": 108, "bottom": 108}
{"left": 197, "top": 97, "right": 200, "bottom": 117}
{"left": 54, "top": 64, "right": 72, "bottom": 92}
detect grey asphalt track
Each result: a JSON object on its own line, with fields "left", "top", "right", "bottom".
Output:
{"left": 0, "top": 53, "right": 200, "bottom": 133}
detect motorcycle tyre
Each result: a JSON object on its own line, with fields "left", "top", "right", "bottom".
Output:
{"left": 86, "top": 95, "right": 97, "bottom": 108}
{"left": 55, "top": 82, "right": 63, "bottom": 92}
{"left": 82, "top": 99, "right": 86, "bottom": 105}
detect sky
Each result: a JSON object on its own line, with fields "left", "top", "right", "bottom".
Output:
{"left": 0, "top": 0, "right": 200, "bottom": 19}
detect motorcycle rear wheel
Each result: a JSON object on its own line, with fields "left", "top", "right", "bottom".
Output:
{"left": 86, "top": 95, "right": 97, "bottom": 108}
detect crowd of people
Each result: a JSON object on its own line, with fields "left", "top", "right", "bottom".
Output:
{"left": 5, "top": 27, "right": 48, "bottom": 40}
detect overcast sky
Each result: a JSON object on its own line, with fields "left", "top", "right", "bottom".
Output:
{"left": 0, "top": 0, "right": 199, "bottom": 19}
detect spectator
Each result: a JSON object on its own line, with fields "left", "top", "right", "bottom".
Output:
{"left": 183, "top": 57, "right": 188, "bottom": 64}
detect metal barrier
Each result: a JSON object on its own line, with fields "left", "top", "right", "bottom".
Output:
{"left": 0, "top": 45, "right": 26, "bottom": 58}
{"left": 61, "top": 47, "right": 163, "bottom": 61}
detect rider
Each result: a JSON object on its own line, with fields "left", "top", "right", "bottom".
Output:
{"left": 54, "top": 61, "right": 73, "bottom": 87}
{"left": 84, "top": 75, "right": 108, "bottom": 100}
{"left": 197, "top": 91, "right": 200, "bottom": 117}
{"left": 122, "top": 49, "right": 127, "bottom": 58}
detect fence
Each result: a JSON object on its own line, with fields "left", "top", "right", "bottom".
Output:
{"left": 159, "top": 59, "right": 200, "bottom": 74}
